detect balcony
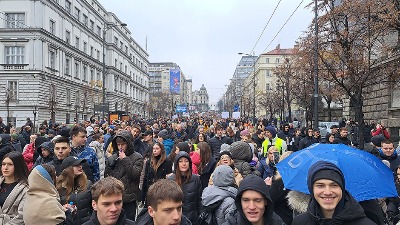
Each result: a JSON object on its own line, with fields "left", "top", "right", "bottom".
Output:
{"left": 2, "top": 65, "right": 27, "bottom": 70}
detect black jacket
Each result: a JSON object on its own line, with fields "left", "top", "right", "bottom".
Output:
{"left": 169, "top": 152, "right": 202, "bottom": 225}
{"left": 333, "top": 136, "right": 352, "bottom": 146}
{"left": 222, "top": 175, "right": 285, "bottom": 225}
{"left": 269, "top": 178, "right": 293, "bottom": 225}
{"left": 134, "top": 209, "right": 192, "bottom": 225}
{"left": 208, "top": 136, "right": 233, "bottom": 159}
{"left": 59, "top": 181, "right": 93, "bottom": 225}
{"left": 83, "top": 209, "right": 134, "bottom": 225}
{"left": 106, "top": 131, "right": 143, "bottom": 203}
{"left": 142, "top": 158, "right": 172, "bottom": 202}
{"left": 291, "top": 192, "right": 377, "bottom": 225}
{"left": 199, "top": 157, "right": 216, "bottom": 192}
{"left": 299, "top": 136, "right": 318, "bottom": 150}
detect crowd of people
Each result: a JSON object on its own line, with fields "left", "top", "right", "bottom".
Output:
{"left": 0, "top": 115, "right": 398, "bottom": 224}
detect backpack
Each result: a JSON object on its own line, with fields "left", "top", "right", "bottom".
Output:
{"left": 198, "top": 199, "right": 221, "bottom": 225}
{"left": 198, "top": 210, "right": 218, "bottom": 225}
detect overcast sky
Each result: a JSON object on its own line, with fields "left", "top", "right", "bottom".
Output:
{"left": 98, "top": 0, "right": 314, "bottom": 103}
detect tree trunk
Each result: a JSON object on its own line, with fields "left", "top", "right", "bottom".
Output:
{"left": 327, "top": 99, "right": 332, "bottom": 121}
{"left": 353, "top": 91, "right": 365, "bottom": 149}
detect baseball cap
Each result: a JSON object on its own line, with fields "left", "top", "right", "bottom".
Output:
{"left": 61, "top": 156, "right": 87, "bottom": 171}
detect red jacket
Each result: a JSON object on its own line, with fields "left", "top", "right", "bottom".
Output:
{"left": 189, "top": 151, "right": 200, "bottom": 175}
{"left": 371, "top": 127, "right": 390, "bottom": 139}
{"left": 22, "top": 142, "right": 35, "bottom": 171}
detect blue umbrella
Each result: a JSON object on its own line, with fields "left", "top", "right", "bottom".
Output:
{"left": 276, "top": 143, "right": 397, "bottom": 201}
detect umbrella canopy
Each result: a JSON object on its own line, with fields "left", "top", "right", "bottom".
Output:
{"left": 276, "top": 143, "right": 397, "bottom": 201}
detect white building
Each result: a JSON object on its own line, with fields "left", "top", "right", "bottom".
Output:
{"left": 0, "top": 0, "right": 149, "bottom": 128}
{"left": 192, "top": 84, "right": 209, "bottom": 112}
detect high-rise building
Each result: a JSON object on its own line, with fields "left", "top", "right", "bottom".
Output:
{"left": 0, "top": 0, "right": 149, "bottom": 127}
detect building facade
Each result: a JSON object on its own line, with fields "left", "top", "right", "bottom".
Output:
{"left": 224, "top": 55, "right": 257, "bottom": 115}
{"left": 192, "top": 84, "right": 209, "bottom": 112}
{"left": 0, "top": 0, "right": 149, "bottom": 128}
{"left": 148, "top": 62, "right": 192, "bottom": 116}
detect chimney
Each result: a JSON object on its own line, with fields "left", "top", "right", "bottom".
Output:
{"left": 276, "top": 44, "right": 280, "bottom": 50}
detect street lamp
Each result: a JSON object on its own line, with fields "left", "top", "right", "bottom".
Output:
{"left": 238, "top": 53, "right": 257, "bottom": 123}
{"left": 102, "top": 22, "right": 127, "bottom": 122}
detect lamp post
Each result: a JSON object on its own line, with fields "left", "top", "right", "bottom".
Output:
{"left": 238, "top": 53, "right": 257, "bottom": 123}
{"left": 33, "top": 106, "right": 37, "bottom": 133}
{"left": 102, "top": 22, "right": 127, "bottom": 122}
{"left": 313, "top": 0, "right": 319, "bottom": 128}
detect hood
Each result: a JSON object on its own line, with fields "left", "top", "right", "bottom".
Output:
{"left": 174, "top": 151, "right": 192, "bottom": 172}
{"left": 286, "top": 190, "right": 310, "bottom": 214}
{"left": 202, "top": 185, "right": 237, "bottom": 207}
{"left": 0, "top": 134, "right": 11, "bottom": 147}
{"left": 35, "top": 136, "right": 48, "bottom": 150}
{"left": 112, "top": 131, "right": 135, "bottom": 156}
{"left": 37, "top": 141, "right": 55, "bottom": 157}
{"left": 235, "top": 174, "right": 274, "bottom": 223}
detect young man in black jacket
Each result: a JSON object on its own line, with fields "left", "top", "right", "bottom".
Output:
{"left": 223, "top": 175, "right": 285, "bottom": 225}
{"left": 291, "top": 161, "right": 376, "bottom": 225}
{"left": 83, "top": 177, "right": 134, "bottom": 225}
{"left": 135, "top": 179, "right": 192, "bottom": 225}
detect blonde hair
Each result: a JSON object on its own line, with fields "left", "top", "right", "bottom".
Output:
{"left": 266, "top": 146, "right": 278, "bottom": 164}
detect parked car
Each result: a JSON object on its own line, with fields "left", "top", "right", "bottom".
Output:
{"left": 318, "top": 122, "right": 339, "bottom": 141}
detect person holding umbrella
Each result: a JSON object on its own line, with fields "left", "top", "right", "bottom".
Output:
{"left": 291, "top": 161, "right": 376, "bottom": 225}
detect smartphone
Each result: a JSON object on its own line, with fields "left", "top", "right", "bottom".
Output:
{"left": 273, "top": 152, "right": 280, "bottom": 164}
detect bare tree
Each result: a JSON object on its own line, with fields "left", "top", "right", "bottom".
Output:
{"left": 258, "top": 91, "right": 282, "bottom": 121}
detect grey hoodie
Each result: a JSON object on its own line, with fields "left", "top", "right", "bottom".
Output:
{"left": 202, "top": 185, "right": 237, "bottom": 225}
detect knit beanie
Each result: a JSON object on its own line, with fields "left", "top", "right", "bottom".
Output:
{"left": 220, "top": 143, "right": 230, "bottom": 153}
{"left": 308, "top": 161, "right": 345, "bottom": 194}
{"left": 218, "top": 151, "right": 233, "bottom": 161}
{"left": 213, "top": 165, "right": 234, "bottom": 187}
{"left": 229, "top": 141, "right": 252, "bottom": 162}
{"left": 265, "top": 126, "right": 277, "bottom": 137}
{"left": 158, "top": 129, "right": 169, "bottom": 140}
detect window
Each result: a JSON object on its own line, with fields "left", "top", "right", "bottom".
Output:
{"left": 49, "top": 48, "right": 56, "bottom": 69}
{"left": 49, "top": 20, "right": 55, "bottom": 34}
{"left": 5, "top": 46, "right": 24, "bottom": 64}
{"left": 90, "top": 46, "right": 94, "bottom": 57}
{"left": 125, "top": 46, "right": 128, "bottom": 54}
{"left": 120, "top": 62, "right": 122, "bottom": 71}
{"left": 6, "top": 13, "right": 25, "bottom": 28}
{"left": 120, "top": 41, "right": 123, "bottom": 49}
{"left": 90, "top": 68, "right": 94, "bottom": 82}
{"left": 266, "top": 69, "right": 271, "bottom": 77}
{"left": 75, "top": 90, "right": 80, "bottom": 105}
{"left": 90, "top": 20, "right": 94, "bottom": 31}
{"left": 96, "top": 72, "right": 101, "bottom": 82}
{"left": 83, "top": 42, "right": 87, "bottom": 53}
{"left": 114, "top": 37, "right": 118, "bottom": 45}
{"left": 275, "top": 58, "right": 280, "bottom": 64}
{"left": 266, "top": 84, "right": 271, "bottom": 91}
{"left": 66, "top": 30, "right": 71, "bottom": 44}
{"left": 65, "top": 0, "right": 71, "bottom": 13}
{"left": 83, "top": 65, "right": 87, "bottom": 82}
{"left": 65, "top": 56, "right": 71, "bottom": 75}
{"left": 7, "top": 81, "right": 18, "bottom": 101}
{"left": 114, "top": 59, "right": 117, "bottom": 67}
{"left": 75, "top": 36, "right": 79, "bottom": 49}
{"left": 66, "top": 89, "right": 71, "bottom": 105}
{"left": 75, "top": 62, "right": 79, "bottom": 78}
{"left": 74, "top": 7, "right": 80, "bottom": 20}
{"left": 83, "top": 14, "right": 88, "bottom": 26}
{"left": 97, "top": 50, "right": 100, "bottom": 60}
{"left": 97, "top": 26, "right": 101, "bottom": 36}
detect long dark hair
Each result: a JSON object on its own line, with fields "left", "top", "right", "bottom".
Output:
{"left": 2, "top": 151, "right": 29, "bottom": 184}
{"left": 175, "top": 155, "right": 192, "bottom": 187}
{"left": 151, "top": 143, "right": 166, "bottom": 172}
{"left": 197, "top": 142, "right": 211, "bottom": 175}
{"left": 56, "top": 166, "right": 88, "bottom": 202}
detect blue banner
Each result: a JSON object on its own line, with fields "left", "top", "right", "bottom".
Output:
{"left": 170, "top": 69, "right": 181, "bottom": 93}
{"left": 176, "top": 105, "right": 187, "bottom": 113}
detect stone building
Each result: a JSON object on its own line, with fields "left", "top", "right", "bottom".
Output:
{"left": 0, "top": 0, "right": 149, "bottom": 128}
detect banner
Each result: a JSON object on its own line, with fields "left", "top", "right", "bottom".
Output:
{"left": 232, "top": 112, "right": 241, "bottom": 119}
{"left": 176, "top": 105, "right": 187, "bottom": 113}
{"left": 221, "top": 112, "right": 229, "bottom": 119}
{"left": 170, "top": 69, "right": 181, "bottom": 93}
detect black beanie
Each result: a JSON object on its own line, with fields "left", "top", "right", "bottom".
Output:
{"left": 218, "top": 151, "right": 232, "bottom": 161}
{"left": 312, "top": 169, "right": 344, "bottom": 192}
